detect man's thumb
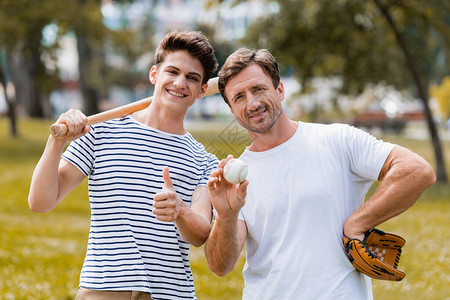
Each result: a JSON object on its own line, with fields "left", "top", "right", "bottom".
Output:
{"left": 237, "top": 179, "right": 248, "bottom": 199}
{"left": 162, "top": 166, "right": 175, "bottom": 192}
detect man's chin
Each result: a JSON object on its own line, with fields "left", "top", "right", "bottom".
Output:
{"left": 241, "top": 120, "right": 271, "bottom": 134}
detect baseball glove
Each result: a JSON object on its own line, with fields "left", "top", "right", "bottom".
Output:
{"left": 343, "top": 228, "right": 406, "bottom": 281}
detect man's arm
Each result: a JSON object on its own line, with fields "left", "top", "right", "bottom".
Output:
{"left": 204, "top": 157, "right": 248, "bottom": 276}
{"left": 205, "top": 214, "right": 247, "bottom": 277}
{"left": 28, "top": 110, "right": 90, "bottom": 212}
{"left": 344, "top": 145, "right": 436, "bottom": 239}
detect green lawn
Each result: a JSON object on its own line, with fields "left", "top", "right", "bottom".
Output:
{"left": 0, "top": 118, "right": 449, "bottom": 299}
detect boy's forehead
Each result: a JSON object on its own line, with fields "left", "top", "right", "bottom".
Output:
{"left": 159, "top": 50, "right": 204, "bottom": 76}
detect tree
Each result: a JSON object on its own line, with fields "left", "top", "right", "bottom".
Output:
{"left": 0, "top": 48, "right": 16, "bottom": 136}
{"left": 242, "top": 0, "right": 449, "bottom": 182}
{"left": 0, "top": 0, "right": 64, "bottom": 135}
{"left": 430, "top": 76, "right": 450, "bottom": 121}
{"left": 0, "top": 0, "right": 156, "bottom": 136}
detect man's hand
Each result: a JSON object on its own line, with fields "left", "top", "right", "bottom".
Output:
{"left": 153, "top": 166, "right": 186, "bottom": 222}
{"left": 207, "top": 156, "right": 248, "bottom": 217}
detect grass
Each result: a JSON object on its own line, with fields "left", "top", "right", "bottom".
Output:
{"left": 0, "top": 117, "right": 449, "bottom": 299}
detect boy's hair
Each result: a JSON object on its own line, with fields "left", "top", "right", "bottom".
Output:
{"left": 218, "top": 48, "right": 280, "bottom": 106}
{"left": 155, "top": 31, "right": 218, "bottom": 84}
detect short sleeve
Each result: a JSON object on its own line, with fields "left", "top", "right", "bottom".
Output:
{"left": 341, "top": 125, "right": 395, "bottom": 181}
{"left": 199, "top": 152, "right": 219, "bottom": 186}
{"left": 62, "top": 130, "right": 95, "bottom": 176}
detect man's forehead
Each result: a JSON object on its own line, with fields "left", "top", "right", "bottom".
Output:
{"left": 226, "top": 65, "right": 270, "bottom": 92}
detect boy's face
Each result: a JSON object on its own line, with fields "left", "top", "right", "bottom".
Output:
{"left": 224, "top": 64, "right": 284, "bottom": 134}
{"left": 150, "top": 50, "right": 207, "bottom": 112}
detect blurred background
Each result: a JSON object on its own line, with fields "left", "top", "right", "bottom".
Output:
{"left": 1, "top": 0, "right": 450, "bottom": 181}
{"left": 0, "top": 0, "right": 449, "bottom": 299}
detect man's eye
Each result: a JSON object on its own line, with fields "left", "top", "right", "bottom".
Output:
{"left": 233, "top": 95, "right": 243, "bottom": 103}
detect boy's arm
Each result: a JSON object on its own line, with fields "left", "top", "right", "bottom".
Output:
{"left": 28, "top": 109, "right": 89, "bottom": 212}
{"left": 175, "top": 185, "right": 213, "bottom": 247}
{"left": 153, "top": 167, "right": 212, "bottom": 247}
{"left": 28, "top": 136, "right": 86, "bottom": 212}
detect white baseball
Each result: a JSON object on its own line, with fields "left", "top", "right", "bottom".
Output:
{"left": 223, "top": 158, "right": 248, "bottom": 184}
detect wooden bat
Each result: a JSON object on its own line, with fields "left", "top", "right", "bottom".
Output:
{"left": 51, "top": 77, "right": 219, "bottom": 137}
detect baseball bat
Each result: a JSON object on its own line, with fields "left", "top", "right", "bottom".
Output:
{"left": 50, "top": 77, "right": 219, "bottom": 137}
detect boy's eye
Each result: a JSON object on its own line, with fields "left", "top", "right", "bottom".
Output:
{"left": 187, "top": 75, "right": 200, "bottom": 82}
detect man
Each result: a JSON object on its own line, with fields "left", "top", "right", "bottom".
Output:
{"left": 205, "top": 48, "right": 436, "bottom": 299}
{"left": 29, "top": 31, "right": 218, "bottom": 300}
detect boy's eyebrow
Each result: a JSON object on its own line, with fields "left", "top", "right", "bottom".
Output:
{"left": 165, "top": 65, "right": 202, "bottom": 79}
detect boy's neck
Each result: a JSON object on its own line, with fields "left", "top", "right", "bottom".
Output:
{"left": 131, "top": 104, "right": 187, "bottom": 135}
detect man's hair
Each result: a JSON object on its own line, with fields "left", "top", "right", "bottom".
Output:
{"left": 218, "top": 48, "right": 280, "bottom": 105}
{"left": 154, "top": 30, "right": 218, "bottom": 84}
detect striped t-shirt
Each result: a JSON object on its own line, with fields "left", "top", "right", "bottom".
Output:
{"left": 62, "top": 116, "right": 218, "bottom": 299}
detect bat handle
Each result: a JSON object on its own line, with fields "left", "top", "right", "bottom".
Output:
{"left": 50, "top": 123, "right": 68, "bottom": 137}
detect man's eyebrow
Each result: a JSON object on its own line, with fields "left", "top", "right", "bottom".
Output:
{"left": 252, "top": 84, "right": 267, "bottom": 90}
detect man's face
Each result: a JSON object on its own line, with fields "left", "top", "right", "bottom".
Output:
{"left": 224, "top": 64, "right": 284, "bottom": 133}
{"left": 150, "top": 50, "right": 206, "bottom": 112}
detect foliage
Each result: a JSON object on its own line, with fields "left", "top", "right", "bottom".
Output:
{"left": 242, "top": 0, "right": 449, "bottom": 95}
{"left": 240, "top": 0, "right": 449, "bottom": 182}
{"left": 430, "top": 76, "right": 450, "bottom": 120}
{"left": 195, "top": 23, "right": 241, "bottom": 78}
{"left": 0, "top": 118, "right": 449, "bottom": 299}
{"left": 0, "top": 0, "right": 156, "bottom": 119}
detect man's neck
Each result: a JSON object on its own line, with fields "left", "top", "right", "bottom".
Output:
{"left": 248, "top": 116, "right": 298, "bottom": 152}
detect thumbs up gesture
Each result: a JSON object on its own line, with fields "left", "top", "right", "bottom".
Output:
{"left": 153, "top": 166, "right": 185, "bottom": 222}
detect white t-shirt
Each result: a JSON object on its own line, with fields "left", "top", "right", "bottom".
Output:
{"left": 238, "top": 122, "right": 395, "bottom": 300}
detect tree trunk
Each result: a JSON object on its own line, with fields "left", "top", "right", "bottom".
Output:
{"left": 0, "top": 51, "right": 17, "bottom": 137}
{"left": 76, "top": 35, "right": 100, "bottom": 116}
{"left": 15, "top": 35, "right": 52, "bottom": 118}
{"left": 374, "top": 0, "right": 448, "bottom": 183}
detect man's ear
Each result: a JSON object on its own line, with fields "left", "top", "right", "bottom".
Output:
{"left": 277, "top": 81, "right": 285, "bottom": 102}
{"left": 149, "top": 66, "right": 158, "bottom": 85}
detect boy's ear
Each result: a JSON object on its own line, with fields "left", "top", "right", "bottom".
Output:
{"left": 149, "top": 66, "right": 157, "bottom": 85}
{"left": 197, "top": 82, "right": 208, "bottom": 99}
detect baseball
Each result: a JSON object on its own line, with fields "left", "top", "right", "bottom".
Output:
{"left": 223, "top": 158, "right": 248, "bottom": 184}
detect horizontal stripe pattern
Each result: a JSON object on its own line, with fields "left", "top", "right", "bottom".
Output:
{"left": 62, "top": 116, "right": 217, "bottom": 299}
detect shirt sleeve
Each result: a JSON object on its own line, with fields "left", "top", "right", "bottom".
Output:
{"left": 341, "top": 124, "right": 395, "bottom": 181}
{"left": 199, "top": 152, "right": 219, "bottom": 186}
{"left": 62, "top": 129, "right": 95, "bottom": 177}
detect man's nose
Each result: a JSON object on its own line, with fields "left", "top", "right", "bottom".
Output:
{"left": 246, "top": 91, "right": 261, "bottom": 110}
